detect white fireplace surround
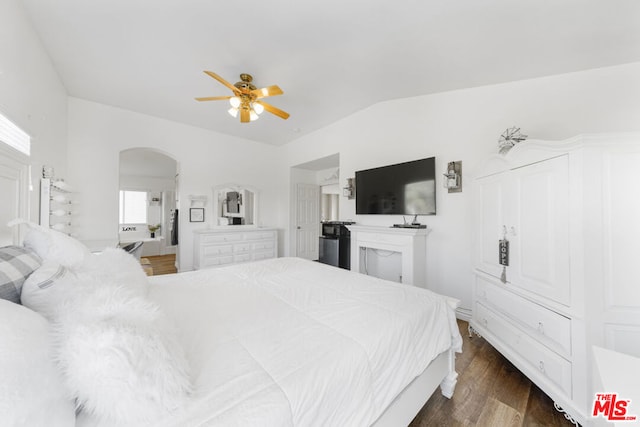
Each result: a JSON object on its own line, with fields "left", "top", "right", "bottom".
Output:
{"left": 346, "top": 225, "right": 428, "bottom": 287}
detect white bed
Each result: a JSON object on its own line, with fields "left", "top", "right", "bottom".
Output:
{"left": 146, "top": 257, "right": 462, "bottom": 427}
{"left": 1, "top": 229, "right": 461, "bottom": 427}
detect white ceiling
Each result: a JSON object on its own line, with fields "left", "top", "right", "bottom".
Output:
{"left": 21, "top": 0, "right": 640, "bottom": 146}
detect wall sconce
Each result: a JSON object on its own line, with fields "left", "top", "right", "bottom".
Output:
{"left": 343, "top": 177, "right": 355, "bottom": 199}
{"left": 443, "top": 161, "right": 462, "bottom": 193}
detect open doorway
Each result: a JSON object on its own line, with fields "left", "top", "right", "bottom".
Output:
{"left": 289, "top": 153, "right": 340, "bottom": 259}
{"left": 119, "top": 148, "right": 178, "bottom": 273}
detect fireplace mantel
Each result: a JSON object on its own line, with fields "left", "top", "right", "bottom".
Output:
{"left": 346, "top": 225, "right": 428, "bottom": 286}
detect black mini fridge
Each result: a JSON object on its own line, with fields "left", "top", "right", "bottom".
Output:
{"left": 318, "top": 222, "right": 353, "bottom": 270}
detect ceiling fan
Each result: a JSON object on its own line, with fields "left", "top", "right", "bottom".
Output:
{"left": 195, "top": 72, "right": 290, "bottom": 123}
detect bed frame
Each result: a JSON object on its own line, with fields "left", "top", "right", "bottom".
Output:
{"left": 373, "top": 297, "right": 460, "bottom": 427}
{"left": 372, "top": 346, "right": 458, "bottom": 427}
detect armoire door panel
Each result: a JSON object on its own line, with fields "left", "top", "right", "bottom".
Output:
{"left": 475, "top": 173, "right": 508, "bottom": 279}
{"left": 509, "top": 155, "right": 570, "bottom": 305}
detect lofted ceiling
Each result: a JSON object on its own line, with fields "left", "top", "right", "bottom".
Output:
{"left": 21, "top": 0, "right": 640, "bottom": 146}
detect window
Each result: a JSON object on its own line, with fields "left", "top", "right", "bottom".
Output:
{"left": 0, "top": 111, "right": 31, "bottom": 156}
{"left": 119, "top": 190, "right": 147, "bottom": 224}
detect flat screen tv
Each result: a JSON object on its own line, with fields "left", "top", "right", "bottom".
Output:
{"left": 355, "top": 157, "right": 436, "bottom": 215}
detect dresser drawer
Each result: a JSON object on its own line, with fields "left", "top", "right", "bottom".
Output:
{"left": 201, "top": 255, "right": 234, "bottom": 267}
{"left": 200, "top": 233, "right": 243, "bottom": 244}
{"left": 475, "top": 302, "right": 572, "bottom": 396}
{"left": 234, "top": 243, "right": 252, "bottom": 253}
{"left": 202, "top": 244, "right": 233, "bottom": 256}
{"left": 233, "top": 253, "right": 252, "bottom": 263}
{"left": 253, "top": 251, "right": 275, "bottom": 261}
{"left": 476, "top": 275, "right": 571, "bottom": 357}
{"left": 253, "top": 241, "right": 275, "bottom": 251}
{"left": 245, "top": 231, "right": 276, "bottom": 241}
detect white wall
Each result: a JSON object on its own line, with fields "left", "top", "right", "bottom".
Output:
{"left": 0, "top": 0, "right": 68, "bottom": 223}
{"left": 67, "top": 98, "right": 286, "bottom": 270}
{"left": 280, "top": 62, "right": 640, "bottom": 316}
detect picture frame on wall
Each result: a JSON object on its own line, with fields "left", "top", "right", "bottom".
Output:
{"left": 189, "top": 207, "right": 205, "bottom": 222}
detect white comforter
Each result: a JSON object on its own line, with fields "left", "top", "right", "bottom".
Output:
{"left": 148, "top": 257, "right": 462, "bottom": 427}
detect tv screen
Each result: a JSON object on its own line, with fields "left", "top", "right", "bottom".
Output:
{"left": 355, "top": 157, "right": 436, "bottom": 215}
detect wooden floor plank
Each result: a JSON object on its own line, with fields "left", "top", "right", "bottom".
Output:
{"left": 143, "top": 254, "right": 177, "bottom": 275}
{"left": 475, "top": 397, "right": 523, "bottom": 427}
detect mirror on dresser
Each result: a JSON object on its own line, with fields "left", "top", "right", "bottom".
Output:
{"left": 212, "top": 184, "right": 258, "bottom": 227}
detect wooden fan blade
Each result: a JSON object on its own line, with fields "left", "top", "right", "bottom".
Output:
{"left": 251, "top": 85, "right": 283, "bottom": 98}
{"left": 203, "top": 71, "right": 241, "bottom": 94}
{"left": 194, "top": 95, "right": 232, "bottom": 102}
{"left": 255, "top": 100, "right": 290, "bottom": 120}
{"left": 240, "top": 108, "right": 250, "bottom": 123}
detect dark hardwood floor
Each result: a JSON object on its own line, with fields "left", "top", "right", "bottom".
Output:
{"left": 410, "top": 320, "right": 575, "bottom": 427}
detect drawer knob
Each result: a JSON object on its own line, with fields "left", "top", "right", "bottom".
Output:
{"left": 539, "top": 361, "right": 545, "bottom": 373}
{"left": 537, "top": 322, "right": 545, "bottom": 335}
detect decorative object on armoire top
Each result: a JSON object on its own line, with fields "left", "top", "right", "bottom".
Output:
{"left": 498, "top": 126, "right": 528, "bottom": 154}
{"left": 343, "top": 178, "right": 355, "bottom": 199}
{"left": 443, "top": 161, "right": 462, "bottom": 193}
{"left": 195, "top": 72, "right": 290, "bottom": 123}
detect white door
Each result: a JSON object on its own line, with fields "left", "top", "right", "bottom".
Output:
{"left": 296, "top": 183, "right": 320, "bottom": 260}
{"left": 0, "top": 147, "right": 29, "bottom": 245}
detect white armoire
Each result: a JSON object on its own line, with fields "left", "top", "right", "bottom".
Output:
{"left": 470, "top": 133, "right": 640, "bottom": 426}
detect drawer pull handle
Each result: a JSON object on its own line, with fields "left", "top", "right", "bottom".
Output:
{"left": 539, "top": 361, "right": 545, "bottom": 373}
{"left": 482, "top": 318, "right": 488, "bottom": 327}
{"left": 537, "top": 322, "right": 545, "bottom": 335}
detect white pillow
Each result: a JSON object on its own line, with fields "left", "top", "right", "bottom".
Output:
{"left": 9, "top": 220, "right": 90, "bottom": 270}
{"left": 77, "top": 247, "right": 149, "bottom": 296}
{"left": 0, "top": 299, "right": 75, "bottom": 427}
{"left": 21, "top": 260, "right": 80, "bottom": 321}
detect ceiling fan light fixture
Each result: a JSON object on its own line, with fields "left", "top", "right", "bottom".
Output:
{"left": 253, "top": 102, "right": 264, "bottom": 115}
{"left": 197, "top": 71, "right": 289, "bottom": 123}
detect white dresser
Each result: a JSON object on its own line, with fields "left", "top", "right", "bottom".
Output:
{"left": 193, "top": 227, "right": 277, "bottom": 269}
{"left": 470, "top": 134, "right": 640, "bottom": 426}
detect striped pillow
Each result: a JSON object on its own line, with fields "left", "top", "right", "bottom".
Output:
{"left": 0, "top": 246, "right": 42, "bottom": 303}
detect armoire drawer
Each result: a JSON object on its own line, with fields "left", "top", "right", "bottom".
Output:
{"left": 476, "top": 275, "right": 571, "bottom": 357}
{"left": 475, "top": 302, "right": 572, "bottom": 396}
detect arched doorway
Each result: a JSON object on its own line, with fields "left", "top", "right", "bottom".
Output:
{"left": 118, "top": 148, "right": 179, "bottom": 272}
